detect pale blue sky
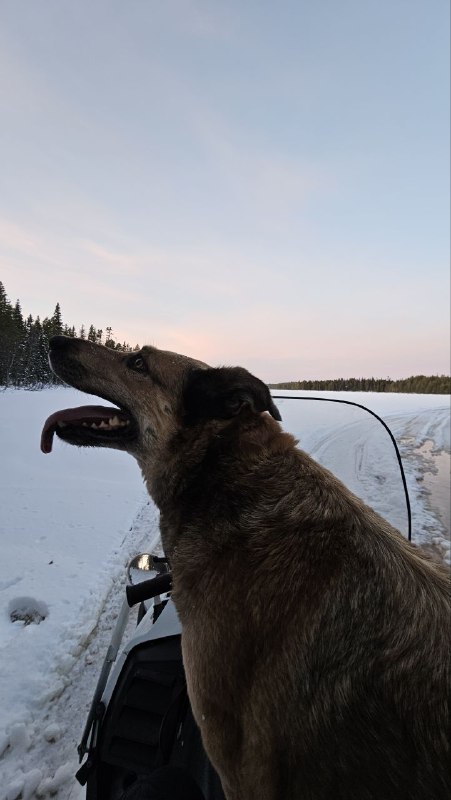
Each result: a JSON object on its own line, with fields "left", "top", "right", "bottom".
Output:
{"left": 1, "top": 0, "right": 449, "bottom": 381}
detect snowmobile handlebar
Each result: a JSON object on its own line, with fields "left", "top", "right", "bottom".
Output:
{"left": 126, "top": 573, "right": 173, "bottom": 607}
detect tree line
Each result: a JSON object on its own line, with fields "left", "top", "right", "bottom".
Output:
{"left": 0, "top": 281, "right": 138, "bottom": 388}
{"left": 1, "top": 281, "right": 449, "bottom": 393}
{"left": 270, "top": 375, "right": 451, "bottom": 395}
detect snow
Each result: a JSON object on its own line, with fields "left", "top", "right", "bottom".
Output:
{"left": 0, "top": 387, "right": 449, "bottom": 798}
{"left": 273, "top": 391, "right": 450, "bottom": 546}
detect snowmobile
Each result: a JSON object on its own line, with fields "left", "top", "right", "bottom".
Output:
{"left": 75, "top": 396, "right": 411, "bottom": 800}
{"left": 76, "top": 555, "right": 224, "bottom": 799}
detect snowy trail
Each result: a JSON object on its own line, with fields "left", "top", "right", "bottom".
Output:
{"left": 388, "top": 407, "right": 450, "bottom": 554}
{"left": 0, "top": 388, "right": 158, "bottom": 799}
{"left": 388, "top": 406, "right": 451, "bottom": 453}
{"left": 1, "top": 501, "right": 161, "bottom": 800}
{"left": 310, "top": 406, "right": 450, "bottom": 552}
{"left": 275, "top": 395, "right": 450, "bottom": 556}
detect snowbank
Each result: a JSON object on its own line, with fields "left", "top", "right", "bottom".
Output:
{"left": 0, "top": 388, "right": 148, "bottom": 795}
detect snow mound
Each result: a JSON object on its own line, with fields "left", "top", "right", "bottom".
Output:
{"left": 8, "top": 597, "right": 49, "bottom": 626}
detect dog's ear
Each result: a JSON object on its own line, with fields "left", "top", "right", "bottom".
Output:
{"left": 184, "top": 367, "right": 282, "bottom": 424}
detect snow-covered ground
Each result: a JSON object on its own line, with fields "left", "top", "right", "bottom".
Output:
{"left": 273, "top": 391, "right": 450, "bottom": 547}
{"left": 0, "top": 387, "right": 449, "bottom": 799}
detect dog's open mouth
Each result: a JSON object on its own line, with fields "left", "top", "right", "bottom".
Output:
{"left": 41, "top": 405, "right": 137, "bottom": 453}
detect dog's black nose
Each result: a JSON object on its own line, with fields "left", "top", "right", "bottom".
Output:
{"left": 49, "top": 335, "right": 78, "bottom": 350}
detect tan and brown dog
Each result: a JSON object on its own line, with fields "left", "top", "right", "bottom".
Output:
{"left": 42, "top": 336, "right": 450, "bottom": 800}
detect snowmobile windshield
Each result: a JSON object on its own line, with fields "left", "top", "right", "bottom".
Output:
{"left": 272, "top": 393, "right": 411, "bottom": 540}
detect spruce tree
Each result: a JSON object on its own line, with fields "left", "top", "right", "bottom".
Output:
{"left": 0, "top": 293, "right": 25, "bottom": 387}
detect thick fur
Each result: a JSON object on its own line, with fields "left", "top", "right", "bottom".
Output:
{"left": 49, "top": 337, "right": 450, "bottom": 800}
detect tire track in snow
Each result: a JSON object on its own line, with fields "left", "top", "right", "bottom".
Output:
{"left": 388, "top": 408, "right": 450, "bottom": 561}
{"left": 309, "top": 407, "right": 450, "bottom": 559}
{"left": 306, "top": 417, "right": 410, "bottom": 536}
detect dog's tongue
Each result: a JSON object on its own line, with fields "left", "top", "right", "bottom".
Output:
{"left": 41, "top": 405, "right": 122, "bottom": 454}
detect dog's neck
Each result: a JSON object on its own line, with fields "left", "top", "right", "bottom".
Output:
{"left": 145, "top": 411, "right": 284, "bottom": 495}
{"left": 140, "top": 412, "right": 305, "bottom": 558}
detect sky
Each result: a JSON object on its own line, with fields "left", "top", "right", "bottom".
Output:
{"left": 0, "top": 0, "right": 449, "bottom": 382}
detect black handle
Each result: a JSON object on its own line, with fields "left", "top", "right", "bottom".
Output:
{"left": 126, "top": 573, "right": 173, "bottom": 607}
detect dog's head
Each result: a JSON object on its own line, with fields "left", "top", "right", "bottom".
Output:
{"left": 41, "top": 336, "right": 281, "bottom": 465}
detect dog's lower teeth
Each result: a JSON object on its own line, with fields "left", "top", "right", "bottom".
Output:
{"left": 76, "top": 418, "right": 131, "bottom": 430}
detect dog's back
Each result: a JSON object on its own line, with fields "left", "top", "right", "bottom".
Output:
{"left": 162, "top": 412, "right": 450, "bottom": 800}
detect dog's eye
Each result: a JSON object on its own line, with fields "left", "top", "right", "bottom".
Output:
{"left": 128, "top": 355, "right": 147, "bottom": 374}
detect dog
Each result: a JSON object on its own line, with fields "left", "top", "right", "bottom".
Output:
{"left": 42, "top": 336, "right": 450, "bottom": 800}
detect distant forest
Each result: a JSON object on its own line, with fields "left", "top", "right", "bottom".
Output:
{"left": 270, "top": 376, "right": 451, "bottom": 395}
{"left": 1, "top": 281, "right": 449, "bottom": 393}
{"left": 0, "top": 281, "right": 137, "bottom": 388}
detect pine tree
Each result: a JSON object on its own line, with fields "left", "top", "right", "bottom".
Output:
{"left": 0, "top": 291, "right": 26, "bottom": 387}
{"left": 21, "top": 316, "right": 48, "bottom": 387}
{"left": 42, "top": 303, "right": 63, "bottom": 341}
{"left": 105, "top": 326, "right": 115, "bottom": 349}
{"left": 31, "top": 317, "right": 53, "bottom": 387}
{"left": 21, "top": 314, "right": 35, "bottom": 387}
{"left": 50, "top": 303, "right": 63, "bottom": 337}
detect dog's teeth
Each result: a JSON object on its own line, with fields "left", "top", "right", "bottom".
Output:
{"left": 77, "top": 416, "right": 130, "bottom": 431}
{"left": 64, "top": 417, "right": 130, "bottom": 431}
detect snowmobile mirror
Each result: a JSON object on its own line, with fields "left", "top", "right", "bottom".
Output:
{"left": 127, "top": 553, "right": 170, "bottom": 586}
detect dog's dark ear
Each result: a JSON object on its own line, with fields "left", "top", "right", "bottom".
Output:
{"left": 184, "top": 367, "right": 282, "bottom": 424}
